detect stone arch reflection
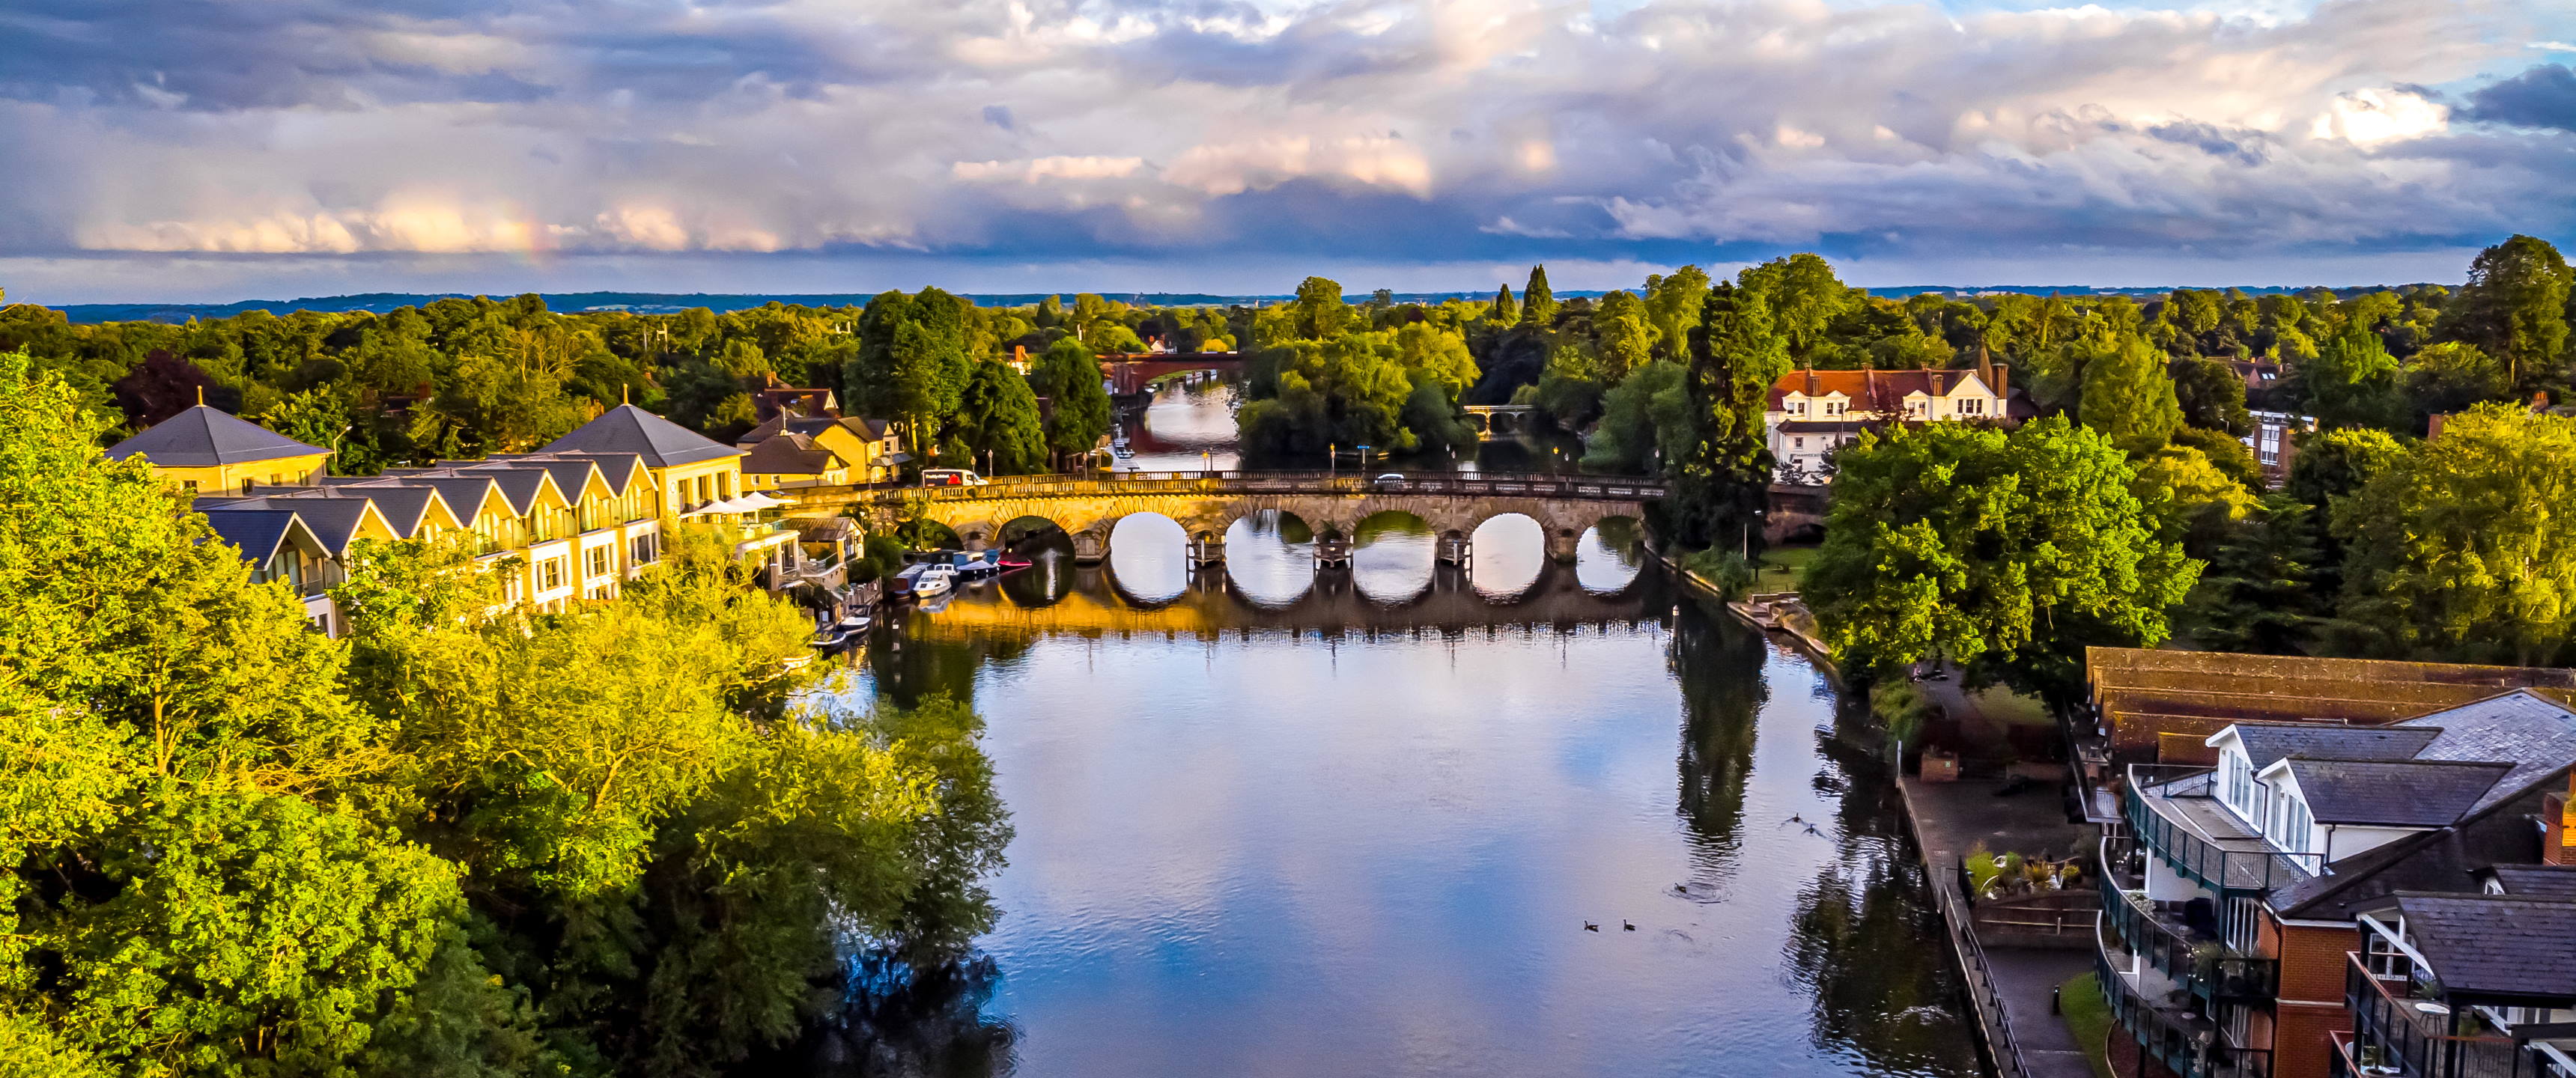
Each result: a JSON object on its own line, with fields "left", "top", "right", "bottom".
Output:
{"left": 1105, "top": 513, "right": 1188, "bottom": 605}
{"left": 1223, "top": 510, "right": 1316, "bottom": 609}
{"left": 1576, "top": 517, "right": 1648, "bottom": 595}
{"left": 1468, "top": 513, "right": 1544, "bottom": 600}
{"left": 1349, "top": 510, "right": 1434, "bottom": 605}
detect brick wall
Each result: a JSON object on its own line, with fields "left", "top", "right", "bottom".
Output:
{"left": 2266, "top": 913, "right": 2355, "bottom": 1078}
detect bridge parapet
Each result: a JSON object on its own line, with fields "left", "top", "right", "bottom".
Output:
{"left": 824, "top": 470, "right": 1665, "bottom": 565}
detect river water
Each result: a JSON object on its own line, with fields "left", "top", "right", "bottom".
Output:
{"left": 808, "top": 381, "right": 1981, "bottom": 1078}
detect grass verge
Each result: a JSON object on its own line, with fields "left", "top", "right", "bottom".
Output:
{"left": 2059, "top": 971, "right": 2115, "bottom": 1078}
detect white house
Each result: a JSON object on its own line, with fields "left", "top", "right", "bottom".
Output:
{"left": 1764, "top": 365, "right": 2013, "bottom": 481}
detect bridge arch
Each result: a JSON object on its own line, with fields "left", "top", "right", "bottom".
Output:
{"left": 1105, "top": 513, "right": 1190, "bottom": 605}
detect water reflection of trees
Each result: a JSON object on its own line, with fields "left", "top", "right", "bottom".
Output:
{"left": 1669, "top": 605, "right": 1766, "bottom": 898}
{"left": 750, "top": 950, "right": 1016, "bottom": 1078}
{"left": 863, "top": 615, "right": 1034, "bottom": 709}
{"left": 1784, "top": 729, "right": 1985, "bottom": 1077}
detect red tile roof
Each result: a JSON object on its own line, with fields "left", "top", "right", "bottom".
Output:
{"left": 1767, "top": 368, "right": 1990, "bottom": 411}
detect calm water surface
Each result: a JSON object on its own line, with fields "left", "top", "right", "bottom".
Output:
{"left": 819, "top": 494, "right": 1982, "bottom": 1077}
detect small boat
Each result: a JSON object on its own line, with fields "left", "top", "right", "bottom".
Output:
{"left": 997, "top": 555, "right": 1033, "bottom": 573}
{"left": 836, "top": 611, "right": 874, "bottom": 632}
{"left": 806, "top": 628, "right": 848, "bottom": 650}
{"left": 780, "top": 651, "right": 816, "bottom": 671}
{"left": 889, "top": 562, "right": 955, "bottom": 600}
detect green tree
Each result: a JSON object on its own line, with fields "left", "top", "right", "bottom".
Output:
{"left": 1582, "top": 359, "right": 1689, "bottom": 474}
{"left": 2304, "top": 320, "right": 2407, "bottom": 432}
{"left": 2077, "top": 337, "right": 2184, "bottom": 454}
{"left": 1670, "top": 283, "right": 1790, "bottom": 549}
{"left": 1031, "top": 337, "right": 1112, "bottom": 469}
{"left": 2405, "top": 341, "right": 2514, "bottom": 416}
{"left": 1641, "top": 266, "right": 1713, "bottom": 359}
{"left": 2437, "top": 235, "right": 2572, "bottom": 390}
{"left": 953, "top": 359, "right": 1047, "bottom": 475}
{"left": 1591, "top": 290, "right": 1654, "bottom": 385}
{"left": 1804, "top": 415, "right": 2202, "bottom": 702}
{"left": 1289, "top": 277, "right": 1350, "bottom": 341}
{"left": 2182, "top": 495, "right": 2329, "bottom": 654}
{"left": 1522, "top": 267, "right": 1558, "bottom": 329}
{"left": 2169, "top": 357, "right": 2253, "bottom": 436}
{"left": 2338, "top": 404, "right": 2576, "bottom": 664}
{"left": 1738, "top": 254, "right": 1853, "bottom": 362}
{"left": 848, "top": 290, "right": 972, "bottom": 451}
{"left": 1489, "top": 284, "right": 1520, "bottom": 326}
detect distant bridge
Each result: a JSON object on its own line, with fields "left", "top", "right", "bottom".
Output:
{"left": 1462, "top": 404, "right": 1534, "bottom": 439}
{"left": 1096, "top": 352, "right": 1247, "bottom": 395}
{"left": 825, "top": 471, "right": 1666, "bottom": 564}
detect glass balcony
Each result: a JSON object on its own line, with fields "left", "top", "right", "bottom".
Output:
{"left": 2100, "top": 837, "right": 2279, "bottom": 1002}
{"left": 2097, "top": 916, "right": 2274, "bottom": 1078}
{"left": 2342, "top": 954, "right": 2569, "bottom": 1078}
{"left": 2127, "top": 764, "right": 2322, "bottom": 895}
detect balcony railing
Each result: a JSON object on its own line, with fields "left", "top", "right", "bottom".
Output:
{"left": 2097, "top": 917, "right": 2273, "bottom": 1078}
{"left": 2127, "top": 764, "right": 2322, "bottom": 895}
{"left": 2100, "top": 836, "right": 2279, "bottom": 1002}
{"left": 2343, "top": 954, "right": 2564, "bottom": 1078}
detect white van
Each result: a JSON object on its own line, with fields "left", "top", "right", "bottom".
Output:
{"left": 920, "top": 469, "right": 990, "bottom": 487}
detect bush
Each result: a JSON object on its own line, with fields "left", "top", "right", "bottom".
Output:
{"left": 1869, "top": 680, "right": 1939, "bottom": 746}
{"left": 1681, "top": 548, "right": 1755, "bottom": 600}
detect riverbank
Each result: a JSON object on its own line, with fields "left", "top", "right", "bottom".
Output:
{"left": 1899, "top": 773, "right": 2101, "bottom": 1078}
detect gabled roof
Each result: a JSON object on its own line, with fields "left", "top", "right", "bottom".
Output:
{"left": 482, "top": 457, "right": 608, "bottom": 504}
{"left": 313, "top": 483, "right": 460, "bottom": 539}
{"left": 198, "top": 508, "right": 303, "bottom": 566}
{"left": 106, "top": 405, "right": 328, "bottom": 468}
{"left": 2396, "top": 689, "right": 2576, "bottom": 814}
{"left": 1768, "top": 369, "right": 1992, "bottom": 411}
{"left": 252, "top": 496, "right": 392, "bottom": 556}
{"left": 2228, "top": 724, "right": 2443, "bottom": 770}
{"left": 538, "top": 404, "right": 742, "bottom": 468}
{"left": 741, "top": 433, "right": 844, "bottom": 476}
{"left": 404, "top": 476, "right": 513, "bottom": 523}
{"left": 2391, "top": 892, "right": 2576, "bottom": 1002}
{"left": 449, "top": 467, "right": 561, "bottom": 517}
{"left": 2277, "top": 758, "right": 2512, "bottom": 826}
{"left": 735, "top": 413, "right": 881, "bottom": 449}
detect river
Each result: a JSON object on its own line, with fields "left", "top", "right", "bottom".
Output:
{"left": 802, "top": 380, "right": 1983, "bottom": 1077}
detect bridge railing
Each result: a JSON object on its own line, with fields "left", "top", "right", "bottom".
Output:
{"left": 859, "top": 471, "right": 1667, "bottom": 502}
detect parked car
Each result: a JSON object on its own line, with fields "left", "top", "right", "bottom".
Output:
{"left": 1373, "top": 472, "right": 1406, "bottom": 488}
{"left": 920, "top": 469, "right": 989, "bottom": 487}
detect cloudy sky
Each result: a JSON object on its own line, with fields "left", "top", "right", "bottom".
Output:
{"left": 3, "top": 0, "right": 2572, "bottom": 303}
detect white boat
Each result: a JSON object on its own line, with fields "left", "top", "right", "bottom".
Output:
{"left": 836, "top": 611, "right": 874, "bottom": 631}
{"left": 911, "top": 565, "right": 954, "bottom": 598}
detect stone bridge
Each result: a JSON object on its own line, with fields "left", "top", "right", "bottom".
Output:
{"left": 1096, "top": 353, "right": 1248, "bottom": 395}
{"left": 1766, "top": 484, "right": 1829, "bottom": 544}
{"left": 833, "top": 471, "right": 1665, "bottom": 564}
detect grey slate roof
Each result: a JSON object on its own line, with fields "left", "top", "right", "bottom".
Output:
{"left": 2282, "top": 758, "right": 2512, "bottom": 826}
{"left": 538, "top": 404, "right": 741, "bottom": 468}
{"left": 2234, "top": 724, "right": 2442, "bottom": 770}
{"left": 2486, "top": 866, "right": 2576, "bottom": 899}
{"left": 2393, "top": 892, "right": 2576, "bottom": 1002}
{"left": 479, "top": 457, "right": 603, "bottom": 502}
{"left": 2397, "top": 689, "right": 2576, "bottom": 814}
{"left": 256, "top": 496, "right": 377, "bottom": 556}
{"left": 318, "top": 484, "right": 446, "bottom": 538}
{"left": 106, "top": 404, "right": 326, "bottom": 467}
{"left": 198, "top": 508, "right": 300, "bottom": 566}
{"left": 458, "top": 467, "right": 555, "bottom": 517}
{"left": 741, "top": 433, "right": 842, "bottom": 475}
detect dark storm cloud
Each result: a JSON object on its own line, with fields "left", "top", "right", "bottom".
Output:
{"left": 2464, "top": 64, "right": 2576, "bottom": 132}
